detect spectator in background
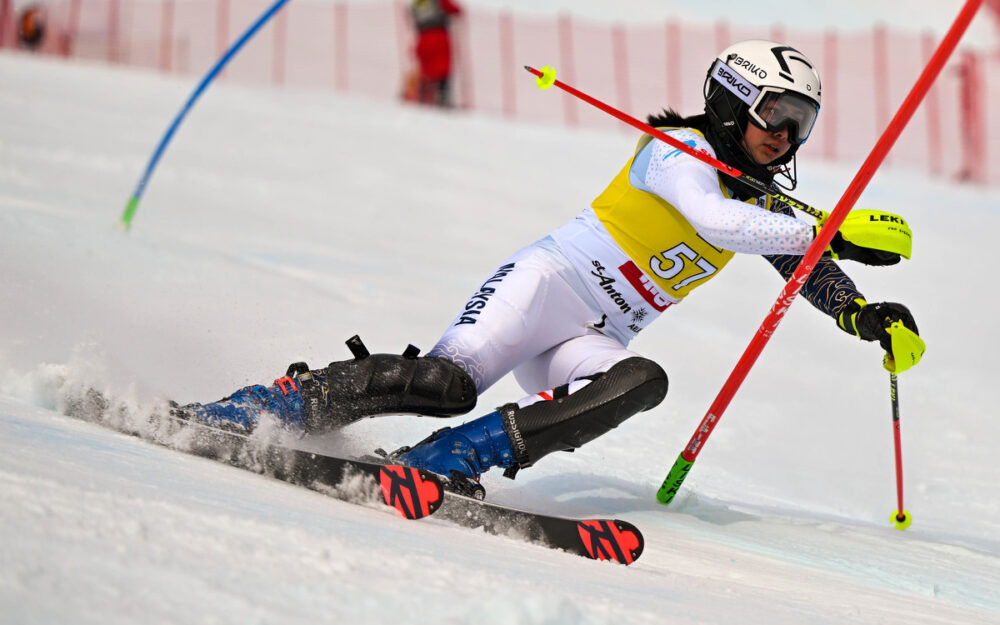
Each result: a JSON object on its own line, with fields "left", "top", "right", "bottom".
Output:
{"left": 408, "top": 0, "right": 462, "bottom": 107}
{"left": 17, "top": 4, "right": 46, "bottom": 50}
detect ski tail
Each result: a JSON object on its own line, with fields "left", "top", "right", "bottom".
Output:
{"left": 576, "top": 519, "right": 644, "bottom": 565}
{"left": 378, "top": 466, "right": 444, "bottom": 519}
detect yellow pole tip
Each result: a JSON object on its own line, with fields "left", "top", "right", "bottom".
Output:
{"left": 536, "top": 65, "right": 557, "bottom": 89}
{"left": 891, "top": 510, "right": 912, "bottom": 530}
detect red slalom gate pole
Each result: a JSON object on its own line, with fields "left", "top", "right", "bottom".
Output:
{"left": 654, "top": 0, "right": 983, "bottom": 504}
{"left": 521, "top": 0, "right": 986, "bottom": 505}
{"left": 527, "top": 2, "right": 980, "bottom": 506}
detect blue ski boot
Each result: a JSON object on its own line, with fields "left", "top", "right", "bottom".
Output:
{"left": 394, "top": 409, "right": 517, "bottom": 498}
{"left": 175, "top": 375, "right": 306, "bottom": 434}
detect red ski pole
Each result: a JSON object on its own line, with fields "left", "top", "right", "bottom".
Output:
{"left": 524, "top": 66, "right": 829, "bottom": 222}
{"left": 655, "top": 0, "right": 980, "bottom": 504}
{"left": 889, "top": 372, "right": 912, "bottom": 529}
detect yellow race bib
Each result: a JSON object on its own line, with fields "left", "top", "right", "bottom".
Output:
{"left": 592, "top": 129, "right": 768, "bottom": 300}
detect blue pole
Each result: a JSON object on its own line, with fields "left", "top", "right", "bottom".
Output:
{"left": 120, "top": 0, "right": 291, "bottom": 230}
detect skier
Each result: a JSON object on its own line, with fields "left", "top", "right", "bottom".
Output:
{"left": 179, "top": 40, "right": 920, "bottom": 495}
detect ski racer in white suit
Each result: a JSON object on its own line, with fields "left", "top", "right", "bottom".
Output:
{"left": 183, "top": 40, "right": 920, "bottom": 497}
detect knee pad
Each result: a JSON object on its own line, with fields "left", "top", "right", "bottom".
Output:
{"left": 502, "top": 357, "right": 667, "bottom": 469}
{"left": 296, "top": 335, "right": 477, "bottom": 431}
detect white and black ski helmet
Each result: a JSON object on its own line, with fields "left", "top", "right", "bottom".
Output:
{"left": 705, "top": 39, "right": 822, "bottom": 148}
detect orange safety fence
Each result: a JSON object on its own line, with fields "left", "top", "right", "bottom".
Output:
{"left": 2, "top": 0, "right": 996, "bottom": 185}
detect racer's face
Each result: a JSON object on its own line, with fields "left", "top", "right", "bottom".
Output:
{"left": 742, "top": 122, "right": 791, "bottom": 165}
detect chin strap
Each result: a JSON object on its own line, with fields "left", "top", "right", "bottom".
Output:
{"left": 767, "top": 151, "right": 799, "bottom": 192}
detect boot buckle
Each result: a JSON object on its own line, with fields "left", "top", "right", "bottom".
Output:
{"left": 273, "top": 376, "right": 299, "bottom": 396}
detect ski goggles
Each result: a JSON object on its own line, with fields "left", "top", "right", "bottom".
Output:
{"left": 710, "top": 60, "right": 820, "bottom": 145}
{"left": 749, "top": 89, "right": 819, "bottom": 145}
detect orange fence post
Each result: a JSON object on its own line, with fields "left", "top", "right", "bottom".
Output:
{"left": 557, "top": 13, "right": 577, "bottom": 125}
{"left": 822, "top": 29, "right": 838, "bottom": 161}
{"left": 499, "top": 10, "right": 515, "bottom": 117}
{"left": 334, "top": 2, "right": 348, "bottom": 91}
{"left": 161, "top": 0, "right": 175, "bottom": 72}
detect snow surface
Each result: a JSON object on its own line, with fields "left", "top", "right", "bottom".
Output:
{"left": 2, "top": 45, "right": 1000, "bottom": 624}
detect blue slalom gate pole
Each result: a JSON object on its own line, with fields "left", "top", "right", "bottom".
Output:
{"left": 120, "top": 0, "right": 291, "bottom": 231}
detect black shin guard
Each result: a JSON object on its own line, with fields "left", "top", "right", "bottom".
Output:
{"left": 500, "top": 357, "right": 668, "bottom": 472}
{"left": 296, "top": 336, "right": 477, "bottom": 432}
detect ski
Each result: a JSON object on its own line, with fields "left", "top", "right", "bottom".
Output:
{"left": 60, "top": 389, "right": 444, "bottom": 520}
{"left": 433, "top": 491, "right": 645, "bottom": 565}
{"left": 179, "top": 422, "right": 446, "bottom": 520}
{"left": 59, "top": 387, "right": 643, "bottom": 560}
{"left": 163, "top": 418, "right": 644, "bottom": 561}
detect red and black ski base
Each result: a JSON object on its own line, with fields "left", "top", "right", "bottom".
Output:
{"left": 238, "top": 443, "right": 445, "bottom": 520}
{"left": 162, "top": 416, "right": 446, "bottom": 520}
{"left": 434, "top": 492, "right": 644, "bottom": 565}
{"left": 60, "top": 389, "right": 444, "bottom": 520}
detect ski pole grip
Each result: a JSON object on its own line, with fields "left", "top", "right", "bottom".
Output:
{"left": 656, "top": 453, "right": 694, "bottom": 505}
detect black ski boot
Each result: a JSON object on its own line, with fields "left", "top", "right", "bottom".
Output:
{"left": 296, "top": 335, "right": 478, "bottom": 432}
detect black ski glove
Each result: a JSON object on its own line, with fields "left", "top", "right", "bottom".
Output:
{"left": 838, "top": 299, "right": 919, "bottom": 354}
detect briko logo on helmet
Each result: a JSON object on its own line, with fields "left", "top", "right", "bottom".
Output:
{"left": 713, "top": 64, "right": 761, "bottom": 105}
{"left": 705, "top": 40, "right": 822, "bottom": 146}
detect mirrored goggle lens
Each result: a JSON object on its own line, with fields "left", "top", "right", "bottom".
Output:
{"left": 753, "top": 91, "right": 819, "bottom": 144}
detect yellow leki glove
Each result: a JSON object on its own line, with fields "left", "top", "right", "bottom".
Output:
{"left": 816, "top": 210, "right": 913, "bottom": 266}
